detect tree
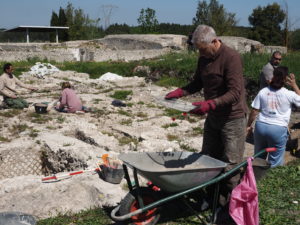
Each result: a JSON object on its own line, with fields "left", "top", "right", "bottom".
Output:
{"left": 105, "top": 23, "right": 131, "bottom": 34}
{"left": 248, "top": 3, "right": 285, "bottom": 45}
{"left": 50, "top": 11, "right": 60, "bottom": 41}
{"left": 192, "top": 0, "right": 237, "bottom": 35}
{"left": 290, "top": 29, "right": 300, "bottom": 50}
{"left": 281, "top": 0, "right": 300, "bottom": 48}
{"left": 137, "top": 8, "right": 158, "bottom": 33}
{"left": 65, "top": 2, "right": 74, "bottom": 28}
{"left": 50, "top": 2, "right": 104, "bottom": 41}
{"left": 58, "top": 7, "right": 68, "bottom": 26}
{"left": 58, "top": 7, "right": 68, "bottom": 41}
{"left": 50, "top": 11, "right": 59, "bottom": 26}
{"left": 69, "top": 8, "right": 86, "bottom": 40}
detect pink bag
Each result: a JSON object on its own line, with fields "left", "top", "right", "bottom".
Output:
{"left": 229, "top": 157, "right": 259, "bottom": 225}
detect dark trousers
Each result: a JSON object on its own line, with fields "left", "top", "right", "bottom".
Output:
{"left": 201, "top": 114, "right": 246, "bottom": 206}
{"left": 3, "top": 96, "right": 28, "bottom": 109}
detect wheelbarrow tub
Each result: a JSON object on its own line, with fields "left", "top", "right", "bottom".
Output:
{"left": 119, "top": 152, "right": 227, "bottom": 193}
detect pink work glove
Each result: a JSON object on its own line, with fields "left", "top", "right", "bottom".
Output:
{"left": 165, "top": 88, "right": 184, "bottom": 99}
{"left": 190, "top": 100, "right": 216, "bottom": 115}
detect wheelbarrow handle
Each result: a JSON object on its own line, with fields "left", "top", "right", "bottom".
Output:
{"left": 253, "top": 147, "right": 277, "bottom": 159}
{"left": 265, "top": 147, "right": 276, "bottom": 152}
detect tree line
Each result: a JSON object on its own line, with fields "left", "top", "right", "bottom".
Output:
{"left": 1, "top": 0, "right": 300, "bottom": 50}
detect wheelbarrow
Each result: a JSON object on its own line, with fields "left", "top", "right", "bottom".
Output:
{"left": 111, "top": 148, "right": 276, "bottom": 225}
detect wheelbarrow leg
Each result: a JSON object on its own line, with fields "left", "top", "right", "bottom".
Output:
{"left": 182, "top": 197, "right": 204, "bottom": 222}
{"left": 211, "top": 182, "right": 220, "bottom": 224}
{"left": 133, "top": 167, "right": 145, "bottom": 208}
{"left": 123, "top": 164, "right": 133, "bottom": 192}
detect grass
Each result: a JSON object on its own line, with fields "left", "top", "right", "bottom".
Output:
{"left": 9, "top": 123, "right": 28, "bottom": 135}
{"left": 0, "top": 109, "right": 23, "bottom": 117}
{"left": 29, "top": 129, "right": 39, "bottom": 138}
{"left": 166, "top": 134, "right": 180, "bottom": 141}
{"left": 162, "top": 122, "right": 179, "bottom": 128}
{"left": 91, "top": 108, "right": 110, "bottom": 117}
{"left": 37, "top": 208, "right": 111, "bottom": 225}
{"left": 4, "top": 51, "right": 300, "bottom": 88}
{"left": 92, "top": 98, "right": 103, "bottom": 104}
{"left": 63, "top": 143, "right": 72, "bottom": 147}
{"left": 0, "top": 136, "right": 10, "bottom": 142}
{"left": 117, "top": 109, "right": 133, "bottom": 117}
{"left": 192, "top": 127, "right": 204, "bottom": 136}
{"left": 118, "top": 136, "right": 139, "bottom": 146}
{"left": 179, "top": 143, "right": 198, "bottom": 152}
{"left": 120, "top": 119, "right": 133, "bottom": 125}
{"left": 46, "top": 126, "right": 56, "bottom": 130}
{"left": 155, "top": 76, "right": 189, "bottom": 88}
{"left": 56, "top": 115, "right": 66, "bottom": 124}
{"left": 27, "top": 113, "right": 53, "bottom": 124}
{"left": 59, "top": 61, "right": 139, "bottom": 79}
{"left": 163, "top": 108, "right": 184, "bottom": 118}
{"left": 110, "top": 90, "right": 133, "bottom": 100}
{"left": 135, "top": 111, "right": 148, "bottom": 118}
{"left": 146, "top": 103, "right": 157, "bottom": 108}
{"left": 257, "top": 158, "right": 300, "bottom": 225}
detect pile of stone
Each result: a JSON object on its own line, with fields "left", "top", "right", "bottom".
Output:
{"left": 29, "top": 62, "right": 60, "bottom": 79}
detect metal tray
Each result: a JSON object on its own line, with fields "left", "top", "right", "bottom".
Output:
{"left": 154, "top": 96, "right": 196, "bottom": 112}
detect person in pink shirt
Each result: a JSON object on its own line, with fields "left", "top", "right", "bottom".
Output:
{"left": 56, "top": 82, "right": 83, "bottom": 113}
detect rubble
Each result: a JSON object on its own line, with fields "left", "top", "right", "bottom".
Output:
{"left": 28, "top": 62, "right": 60, "bottom": 79}
{"left": 0, "top": 68, "right": 203, "bottom": 219}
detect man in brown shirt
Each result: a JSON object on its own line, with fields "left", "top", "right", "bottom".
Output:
{"left": 165, "top": 25, "right": 248, "bottom": 223}
{"left": 0, "top": 63, "right": 37, "bottom": 109}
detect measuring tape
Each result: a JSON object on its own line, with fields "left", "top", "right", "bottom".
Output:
{"left": 41, "top": 154, "right": 116, "bottom": 183}
{"left": 41, "top": 167, "right": 101, "bottom": 183}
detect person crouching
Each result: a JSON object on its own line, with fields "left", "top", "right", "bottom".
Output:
{"left": 55, "top": 82, "right": 83, "bottom": 113}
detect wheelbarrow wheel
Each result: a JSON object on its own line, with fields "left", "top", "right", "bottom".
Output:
{"left": 119, "top": 187, "right": 161, "bottom": 225}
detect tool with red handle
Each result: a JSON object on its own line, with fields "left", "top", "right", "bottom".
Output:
{"left": 41, "top": 167, "right": 101, "bottom": 182}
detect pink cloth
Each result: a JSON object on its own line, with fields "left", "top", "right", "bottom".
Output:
{"left": 59, "top": 88, "right": 82, "bottom": 113}
{"left": 229, "top": 157, "right": 259, "bottom": 225}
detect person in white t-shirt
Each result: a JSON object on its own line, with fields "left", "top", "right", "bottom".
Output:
{"left": 247, "top": 66, "right": 300, "bottom": 167}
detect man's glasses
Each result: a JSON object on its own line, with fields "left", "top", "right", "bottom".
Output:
{"left": 273, "top": 57, "right": 282, "bottom": 61}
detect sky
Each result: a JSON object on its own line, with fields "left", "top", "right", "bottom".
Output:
{"left": 1, "top": 0, "right": 300, "bottom": 30}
